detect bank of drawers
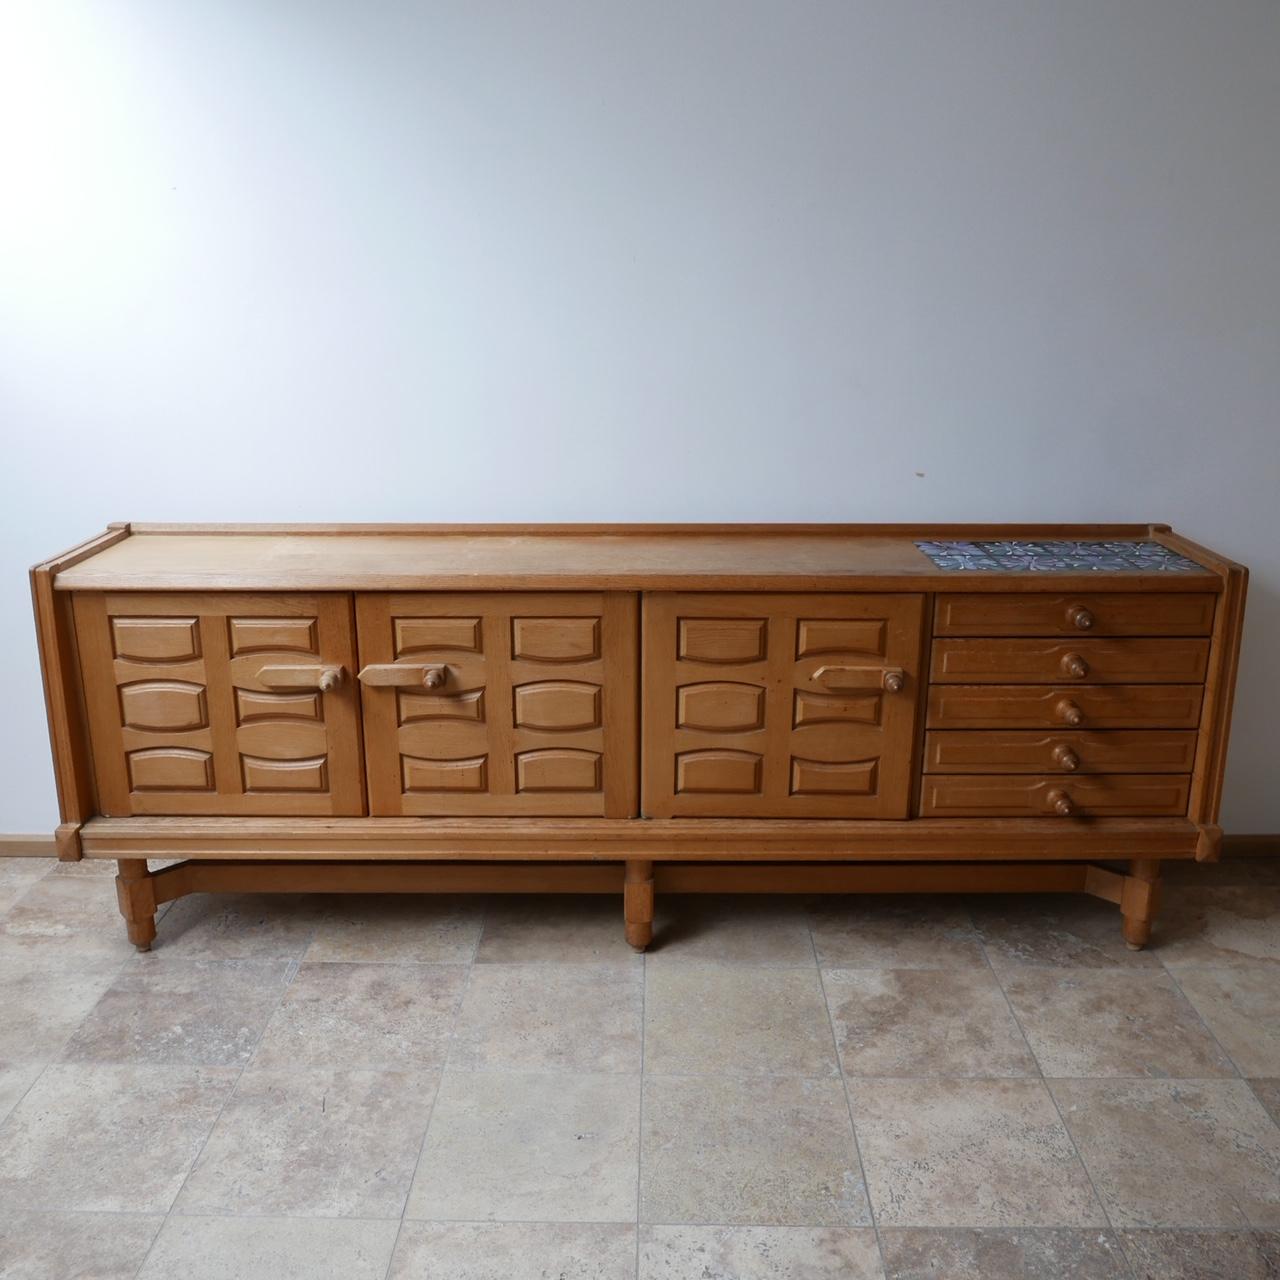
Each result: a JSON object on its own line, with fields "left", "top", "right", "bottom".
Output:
{"left": 920, "top": 593, "right": 1215, "bottom": 818}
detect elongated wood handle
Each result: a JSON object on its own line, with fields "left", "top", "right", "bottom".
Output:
{"left": 812, "top": 665, "right": 906, "bottom": 692}
{"left": 257, "top": 664, "right": 345, "bottom": 691}
{"left": 357, "top": 663, "right": 448, "bottom": 689}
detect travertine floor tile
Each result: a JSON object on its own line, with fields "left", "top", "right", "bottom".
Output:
{"left": 645, "top": 963, "right": 836, "bottom": 1077}
{"left": 824, "top": 968, "right": 1035, "bottom": 1078}
{"left": 641, "top": 1075, "right": 867, "bottom": 1226}
{"left": 137, "top": 1215, "right": 399, "bottom": 1280}
{"left": 878, "top": 1228, "right": 1129, "bottom": 1279}
{"left": 0, "top": 1210, "right": 165, "bottom": 1280}
{"left": 970, "top": 895, "right": 1161, "bottom": 970}
{"left": 176, "top": 1067, "right": 436, "bottom": 1218}
{"left": 1119, "top": 1229, "right": 1280, "bottom": 1280}
{"left": 476, "top": 895, "right": 642, "bottom": 966}
{"left": 0, "top": 1062, "right": 41, "bottom": 1125}
{"left": 61, "top": 957, "right": 293, "bottom": 1067}
{"left": 1002, "top": 969, "right": 1234, "bottom": 1078}
{"left": 406, "top": 1071, "right": 639, "bottom": 1222}
{"left": 390, "top": 1222, "right": 636, "bottom": 1279}
{"left": 154, "top": 893, "right": 325, "bottom": 959}
{"left": 0, "top": 955, "right": 123, "bottom": 1063}
{"left": 652, "top": 896, "right": 817, "bottom": 966}
{"left": 251, "top": 961, "right": 466, "bottom": 1070}
{"left": 848, "top": 1078, "right": 1104, "bottom": 1228}
{"left": 808, "top": 897, "right": 985, "bottom": 969}
{"left": 1158, "top": 887, "right": 1280, "bottom": 969}
{"left": 0, "top": 1063, "right": 236, "bottom": 1212}
{"left": 451, "top": 963, "right": 642, "bottom": 1073}
{"left": 0, "top": 857, "right": 55, "bottom": 913}
{"left": 1250, "top": 1078, "right": 1280, "bottom": 1124}
{"left": 1053, "top": 1078, "right": 1280, "bottom": 1227}
{"left": 305, "top": 894, "right": 484, "bottom": 963}
{"left": 639, "top": 1225, "right": 883, "bottom": 1278}
{"left": 1175, "top": 968, "right": 1280, "bottom": 1076}
{"left": 0, "top": 876, "right": 134, "bottom": 960}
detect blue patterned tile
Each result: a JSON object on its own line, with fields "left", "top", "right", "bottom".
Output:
{"left": 915, "top": 540, "right": 1206, "bottom": 573}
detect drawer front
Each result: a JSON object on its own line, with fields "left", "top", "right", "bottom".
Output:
{"left": 74, "top": 593, "right": 364, "bottom": 817}
{"left": 934, "top": 592, "right": 1217, "bottom": 637}
{"left": 924, "top": 730, "right": 1199, "bottom": 775}
{"left": 642, "top": 593, "right": 924, "bottom": 817}
{"left": 919, "top": 773, "right": 1191, "bottom": 817}
{"left": 927, "top": 684, "right": 1204, "bottom": 730}
{"left": 357, "top": 593, "right": 637, "bottom": 816}
{"left": 930, "top": 638, "right": 1210, "bottom": 685}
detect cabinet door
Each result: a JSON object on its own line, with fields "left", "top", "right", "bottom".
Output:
{"left": 73, "top": 593, "right": 364, "bottom": 816}
{"left": 643, "top": 593, "right": 925, "bottom": 817}
{"left": 357, "top": 593, "right": 638, "bottom": 816}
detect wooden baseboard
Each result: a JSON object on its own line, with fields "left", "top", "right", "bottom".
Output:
{"left": 0, "top": 834, "right": 56, "bottom": 856}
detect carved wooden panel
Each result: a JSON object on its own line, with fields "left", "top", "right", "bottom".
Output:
{"left": 74, "top": 593, "right": 363, "bottom": 816}
{"left": 643, "top": 593, "right": 925, "bottom": 817}
{"left": 357, "top": 593, "right": 638, "bottom": 816}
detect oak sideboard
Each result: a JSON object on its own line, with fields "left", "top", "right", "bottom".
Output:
{"left": 31, "top": 523, "right": 1246, "bottom": 952}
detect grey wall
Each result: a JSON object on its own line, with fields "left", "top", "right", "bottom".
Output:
{"left": 1, "top": 0, "right": 1277, "bottom": 831}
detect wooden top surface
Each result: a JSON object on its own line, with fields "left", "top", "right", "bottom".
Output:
{"left": 49, "top": 524, "right": 1226, "bottom": 593}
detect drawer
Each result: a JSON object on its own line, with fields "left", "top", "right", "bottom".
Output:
{"left": 919, "top": 773, "right": 1191, "bottom": 817}
{"left": 927, "top": 684, "right": 1204, "bottom": 730}
{"left": 929, "top": 638, "right": 1209, "bottom": 684}
{"left": 924, "top": 730, "right": 1199, "bottom": 775}
{"left": 933, "top": 592, "right": 1216, "bottom": 637}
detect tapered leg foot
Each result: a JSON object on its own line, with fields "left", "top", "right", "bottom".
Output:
{"left": 1120, "top": 858, "right": 1160, "bottom": 953}
{"left": 116, "top": 859, "right": 158, "bottom": 951}
{"left": 624, "top": 859, "right": 654, "bottom": 951}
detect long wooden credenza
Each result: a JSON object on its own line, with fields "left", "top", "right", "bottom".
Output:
{"left": 31, "top": 523, "right": 1246, "bottom": 951}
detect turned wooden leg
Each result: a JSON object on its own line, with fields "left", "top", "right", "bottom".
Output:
{"left": 115, "top": 858, "right": 158, "bottom": 952}
{"left": 624, "top": 859, "right": 654, "bottom": 951}
{"left": 1121, "top": 858, "right": 1161, "bottom": 950}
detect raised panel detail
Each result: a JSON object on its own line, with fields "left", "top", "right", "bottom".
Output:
{"left": 516, "top": 748, "right": 602, "bottom": 792}
{"left": 512, "top": 617, "right": 600, "bottom": 662}
{"left": 127, "top": 747, "right": 214, "bottom": 792}
{"left": 111, "top": 617, "right": 200, "bottom": 662}
{"left": 402, "top": 754, "right": 489, "bottom": 793}
{"left": 399, "top": 688, "right": 486, "bottom": 724}
{"left": 675, "top": 749, "right": 763, "bottom": 795}
{"left": 796, "top": 619, "right": 886, "bottom": 658}
{"left": 395, "top": 617, "right": 482, "bottom": 655}
{"left": 677, "top": 618, "right": 766, "bottom": 664}
{"left": 118, "top": 680, "right": 208, "bottom": 732}
{"left": 228, "top": 617, "right": 318, "bottom": 656}
{"left": 793, "top": 690, "right": 881, "bottom": 727}
{"left": 790, "top": 757, "right": 878, "bottom": 796}
{"left": 241, "top": 755, "right": 328, "bottom": 793}
{"left": 677, "top": 682, "right": 765, "bottom": 733}
{"left": 514, "top": 682, "right": 601, "bottom": 731}
{"left": 235, "top": 688, "right": 322, "bottom": 723}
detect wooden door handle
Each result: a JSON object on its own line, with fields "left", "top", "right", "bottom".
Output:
{"left": 357, "top": 663, "right": 448, "bottom": 689}
{"left": 1051, "top": 744, "right": 1080, "bottom": 772}
{"left": 1068, "top": 604, "right": 1095, "bottom": 631}
{"left": 812, "top": 666, "right": 906, "bottom": 693}
{"left": 1060, "top": 652, "right": 1089, "bottom": 679}
{"left": 1056, "top": 698, "right": 1085, "bottom": 726}
{"left": 257, "top": 664, "right": 345, "bottom": 692}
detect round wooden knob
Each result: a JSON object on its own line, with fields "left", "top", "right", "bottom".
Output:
{"left": 423, "top": 666, "right": 447, "bottom": 690}
{"left": 1047, "top": 788, "right": 1075, "bottom": 816}
{"left": 1060, "top": 652, "right": 1089, "bottom": 679}
{"left": 1057, "top": 699, "right": 1084, "bottom": 726}
{"left": 882, "top": 669, "right": 905, "bottom": 693}
{"left": 1052, "top": 744, "right": 1080, "bottom": 772}
{"left": 1068, "top": 605, "right": 1095, "bottom": 631}
{"left": 317, "top": 667, "right": 343, "bottom": 692}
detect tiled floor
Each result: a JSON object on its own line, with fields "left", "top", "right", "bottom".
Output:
{"left": 1, "top": 857, "right": 1279, "bottom": 1278}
